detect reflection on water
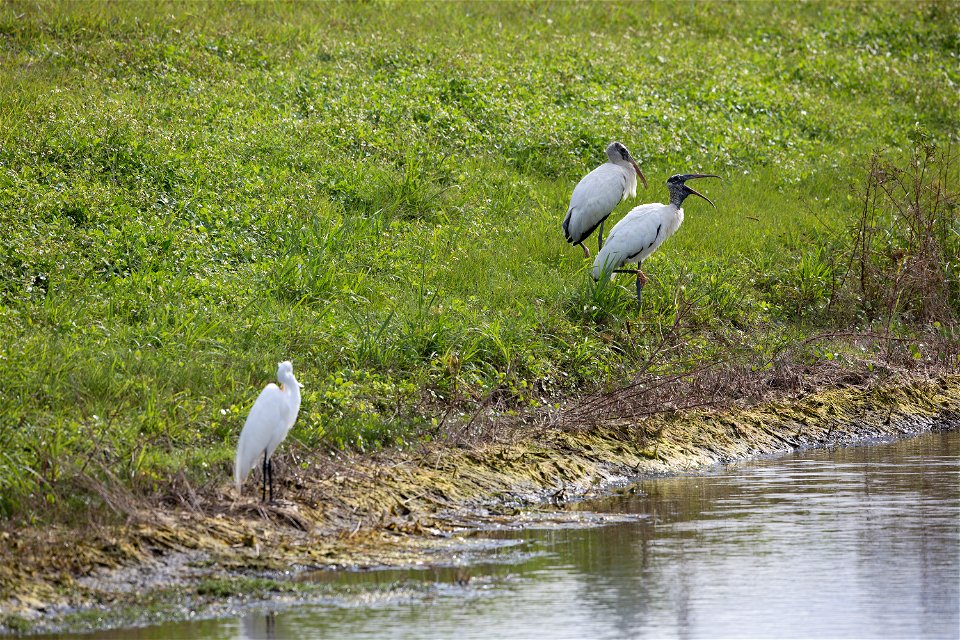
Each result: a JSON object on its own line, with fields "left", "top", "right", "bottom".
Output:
{"left": 74, "top": 430, "right": 960, "bottom": 639}
{"left": 239, "top": 611, "right": 275, "bottom": 640}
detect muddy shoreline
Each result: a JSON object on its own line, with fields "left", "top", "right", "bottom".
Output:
{"left": 2, "top": 375, "right": 959, "bottom": 634}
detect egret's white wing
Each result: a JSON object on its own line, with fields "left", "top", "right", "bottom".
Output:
{"left": 592, "top": 203, "right": 673, "bottom": 279}
{"left": 563, "top": 164, "right": 629, "bottom": 245}
{"left": 234, "top": 383, "right": 287, "bottom": 489}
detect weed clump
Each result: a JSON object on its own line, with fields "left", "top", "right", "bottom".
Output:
{"left": 841, "top": 131, "right": 959, "bottom": 324}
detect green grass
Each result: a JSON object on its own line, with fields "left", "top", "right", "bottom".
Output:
{"left": 0, "top": 1, "right": 957, "bottom": 520}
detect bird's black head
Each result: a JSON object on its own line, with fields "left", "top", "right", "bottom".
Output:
{"left": 666, "top": 173, "right": 720, "bottom": 208}
{"left": 606, "top": 141, "right": 631, "bottom": 163}
{"left": 605, "top": 142, "right": 648, "bottom": 188}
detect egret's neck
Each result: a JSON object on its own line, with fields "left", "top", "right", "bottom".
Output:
{"left": 280, "top": 374, "right": 301, "bottom": 405}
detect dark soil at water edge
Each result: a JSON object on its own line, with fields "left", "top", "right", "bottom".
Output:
{"left": 2, "top": 375, "right": 958, "bottom": 634}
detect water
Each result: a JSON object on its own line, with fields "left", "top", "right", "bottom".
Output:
{"left": 79, "top": 430, "right": 960, "bottom": 639}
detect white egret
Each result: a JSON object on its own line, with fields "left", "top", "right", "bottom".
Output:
{"left": 593, "top": 173, "right": 720, "bottom": 303}
{"left": 563, "top": 142, "right": 648, "bottom": 258}
{"left": 234, "top": 360, "right": 303, "bottom": 502}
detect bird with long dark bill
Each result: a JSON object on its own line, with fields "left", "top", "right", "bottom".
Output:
{"left": 593, "top": 173, "right": 720, "bottom": 303}
{"left": 235, "top": 360, "right": 303, "bottom": 502}
{"left": 563, "top": 142, "right": 648, "bottom": 258}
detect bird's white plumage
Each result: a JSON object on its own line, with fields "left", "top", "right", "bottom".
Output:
{"left": 563, "top": 162, "right": 637, "bottom": 245}
{"left": 234, "top": 362, "right": 302, "bottom": 492}
{"left": 592, "top": 202, "right": 684, "bottom": 280}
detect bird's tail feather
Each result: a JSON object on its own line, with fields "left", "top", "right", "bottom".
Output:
{"left": 562, "top": 209, "right": 573, "bottom": 243}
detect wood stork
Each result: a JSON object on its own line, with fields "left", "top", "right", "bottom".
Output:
{"left": 235, "top": 360, "right": 302, "bottom": 502}
{"left": 563, "top": 142, "right": 648, "bottom": 258}
{"left": 592, "top": 173, "right": 720, "bottom": 303}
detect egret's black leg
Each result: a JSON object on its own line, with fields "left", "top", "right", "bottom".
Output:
{"left": 597, "top": 220, "right": 605, "bottom": 252}
{"left": 268, "top": 458, "right": 274, "bottom": 503}
{"left": 261, "top": 452, "right": 268, "bottom": 503}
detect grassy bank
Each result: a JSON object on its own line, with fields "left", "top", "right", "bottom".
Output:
{"left": 0, "top": 1, "right": 958, "bottom": 520}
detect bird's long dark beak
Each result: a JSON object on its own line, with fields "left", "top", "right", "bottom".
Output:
{"left": 682, "top": 173, "right": 720, "bottom": 208}
{"left": 631, "top": 160, "right": 648, "bottom": 189}
{"left": 686, "top": 185, "right": 716, "bottom": 209}
{"left": 680, "top": 173, "right": 722, "bottom": 181}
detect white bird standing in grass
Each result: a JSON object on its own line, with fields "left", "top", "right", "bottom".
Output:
{"left": 593, "top": 173, "right": 720, "bottom": 303}
{"left": 234, "top": 360, "right": 302, "bottom": 502}
{"left": 563, "top": 142, "right": 648, "bottom": 258}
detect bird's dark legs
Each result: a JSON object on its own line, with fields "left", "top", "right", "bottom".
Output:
{"left": 261, "top": 452, "right": 268, "bottom": 503}
{"left": 259, "top": 454, "right": 276, "bottom": 503}
{"left": 613, "top": 263, "right": 648, "bottom": 306}
{"left": 597, "top": 220, "right": 605, "bottom": 252}
{"left": 636, "top": 262, "right": 648, "bottom": 287}
{"left": 635, "top": 261, "right": 646, "bottom": 305}
{"left": 268, "top": 458, "right": 274, "bottom": 502}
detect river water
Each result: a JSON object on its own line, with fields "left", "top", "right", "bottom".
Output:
{"left": 78, "top": 430, "right": 959, "bottom": 639}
